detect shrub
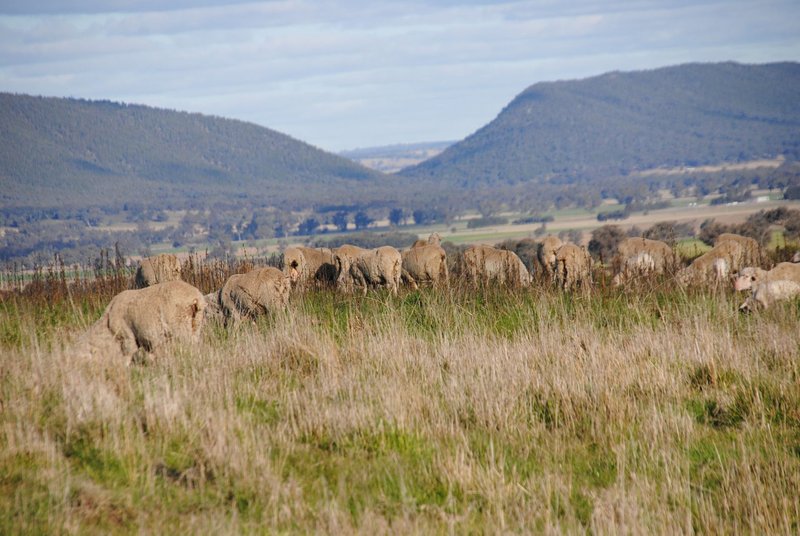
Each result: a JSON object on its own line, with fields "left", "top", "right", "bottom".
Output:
{"left": 466, "top": 216, "right": 508, "bottom": 228}
{"left": 588, "top": 225, "right": 626, "bottom": 262}
{"left": 597, "top": 209, "right": 629, "bottom": 222}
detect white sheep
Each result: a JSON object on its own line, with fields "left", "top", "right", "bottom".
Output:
{"left": 739, "top": 280, "right": 800, "bottom": 312}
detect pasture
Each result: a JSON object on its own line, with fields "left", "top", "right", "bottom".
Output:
{"left": 1, "top": 261, "right": 799, "bottom": 533}
{"left": 412, "top": 197, "right": 800, "bottom": 248}
{"left": 229, "top": 196, "right": 800, "bottom": 258}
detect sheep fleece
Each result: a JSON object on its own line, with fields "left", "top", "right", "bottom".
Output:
{"left": 77, "top": 280, "right": 205, "bottom": 364}
{"left": 463, "top": 245, "right": 531, "bottom": 287}
{"left": 401, "top": 244, "right": 448, "bottom": 288}
{"left": 220, "top": 267, "right": 290, "bottom": 325}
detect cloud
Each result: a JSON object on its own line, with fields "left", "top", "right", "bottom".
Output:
{"left": 0, "top": 0, "right": 251, "bottom": 15}
{"left": 1, "top": 1, "right": 799, "bottom": 150}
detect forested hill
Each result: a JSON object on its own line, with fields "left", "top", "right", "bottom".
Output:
{"left": 3, "top": 63, "right": 800, "bottom": 213}
{"left": 0, "top": 93, "right": 386, "bottom": 209}
{"left": 400, "top": 62, "right": 800, "bottom": 185}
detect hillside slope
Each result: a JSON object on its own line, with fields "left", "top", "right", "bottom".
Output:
{"left": 0, "top": 94, "right": 386, "bottom": 209}
{"left": 400, "top": 62, "right": 800, "bottom": 186}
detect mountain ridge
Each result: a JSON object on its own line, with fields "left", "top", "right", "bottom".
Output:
{"left": 0, "top": 93, "right": 387, "bottom": 209}
{"left": 399, "top": 61, "right": 800, "bottom": 185}
{"left": 2, "top": 62, "right": 799, "bottom": 216}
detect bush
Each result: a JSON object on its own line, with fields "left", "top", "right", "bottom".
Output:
{"left": 597, "top": 209, "right": 629, "bottom": 222}
{"left": 625, "top": 200, "right": 671, "bottom": 212}
{"left": 512, "top": 214, "right": 554, "bottom": 225}
{"left": 466, "top": 216, "right": 508, "bottom": 229}
{"left": 643, "top": 221, "right": 694, "bottom": 246}
{"left": 588, "top": 225, "right": 626, "bottom": 262}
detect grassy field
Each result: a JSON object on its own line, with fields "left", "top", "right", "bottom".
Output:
{"left": 1, "top": 272, "right": 799, "bottom": 533}
{"left": 200, "top": 197, "right": 800, "bottom": 258}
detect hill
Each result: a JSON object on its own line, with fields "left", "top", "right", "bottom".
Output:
{"left": 400, "top": 62, "right": 800, "bottom": 187}
{"left": 3, "top": 65, "right": 800, "bottom": 265}
{"left": 0, "top": 93, "right": 388, "bottom": 210}
{"left": 3, "top": 63, "right": 798, "bottom": 214}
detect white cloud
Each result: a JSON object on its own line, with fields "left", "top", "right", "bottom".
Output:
{"left": 1, "top": 0, "right": 799, "bottom": 150}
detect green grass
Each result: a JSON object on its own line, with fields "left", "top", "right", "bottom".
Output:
{"left": 677, "top": 238, "right": 712, "bottom": 260}
{"left": 1, "top": 283, "right": 799, "bottom": 532}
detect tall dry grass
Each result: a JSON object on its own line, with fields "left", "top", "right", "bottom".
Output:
{"left": 1, "top": 275, "right": 799, "bottom": 533}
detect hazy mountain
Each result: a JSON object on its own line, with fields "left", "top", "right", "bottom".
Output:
{"left": 0, "top": 93, "right": 387, "bottom": 209}
{"left": 399, "top": 62, "right": 800, "bottom": 186}
{"left": 340, "top": 141, "right": 453, "bottom": 173}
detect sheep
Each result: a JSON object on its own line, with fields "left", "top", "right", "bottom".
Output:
{"left": 739, "top": 280, "right": 800, "bottom": 312}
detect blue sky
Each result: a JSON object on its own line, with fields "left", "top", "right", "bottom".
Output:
{"left": 1, "top": 1, "right": 798, "bottom": 152}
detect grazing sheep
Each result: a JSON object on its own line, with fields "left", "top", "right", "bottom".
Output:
{"left": 497, "top": 238, "right": 539, "bottom": 276}
{"left": 401, "top": 244, "right": 448, "bottom": 289}
{"left": 676, "top": 240, "right": 744, "bottom": 286}
{"left": 463, "top": 244, "right": 531, "bottom": 288}
{"left": 350, "top": 246, "right": 403, "bottom": 295}
{"left": 733, "top": 262, "right": 800, "bottom": 291}
{"left": 615, "top": 238, "right": 678, "bottom": 273}
{"left": 612, "top": 238, "right": 667, "bottom": 287}
{"left": 537, "top": 235, "right": 563, "bottom": 283}
{"left": 219, "top": 267, "right": 290, "bottom": 327}
{"left": 712, "top": 258, "right": 730, "bottom": 281}
{"left": 411, "top": 232, "right": 442, "bottom": 248}
{"left": 715, "top": 233, "right": 762, "bottom": 268}
{"left": 612, "top": 252, "right": 657, "bottom": 286}
{"left": 554, "top": 243, "right": 592, "bottom": 291}
{"left": 134, "top": 253, "right": 182, "bottom": 288}
{"left": 283, "top": 246, "right": 336, "bottom": 288}
{"left": 75, "top": 280, "right": 206, "bottom": 365}
{"left": 333, "top": 244, "right": 368, "bottom": 292}
{"left": 739, "top": 280, "right": 800, "bottom": 312}
{"left": 203, "top": 291, "right": 224, "bottom": 323}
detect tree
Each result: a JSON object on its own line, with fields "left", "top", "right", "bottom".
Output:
{"left": 332, "top": 211, "right": 349, "bottom": 232}
{"left": 243, "top": 211, "right": 278, "bottom": 241}
{"left": 784, "top": 185, "right": 800, "bottom": 200}
{"left": 643, "top": 221, "right": 679, "bottom": 246}
{"left": 272, "top": 210, "right": 295, "bottom": 238}
{"left": 354, "top": 211, "right": 373, "bottom": 230}
{"left": 297, "top": 217, "right": 320, "bottom": 236}
{"left": 642, "top": 221, "right": 694, "bottom": 246}
{"left": 208, "top": 236, "right": 234, "bottom": 259}
{"left": 412, "top": 208, "right": 445, "bottom": 225}
{"left": 82, "top": 207, "right": 104, "bottom": 227}
{"left": 568, "top": 229, "right": 583, "bottom": 245}
{"left": 389, "top": 208, "right": 405, "bottom": 227}
{"left": 627, "top": 226, "right": 644, "bottom": 237}
{"left": 697, "top": 219, "right": 730, "bottom": 246}
{"left": 477, "top": 199, "right": 500, "bottom": 218}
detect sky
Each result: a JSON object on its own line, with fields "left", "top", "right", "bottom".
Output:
{"left": 1, "top": 1, "right": 799, "bottom": 152}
